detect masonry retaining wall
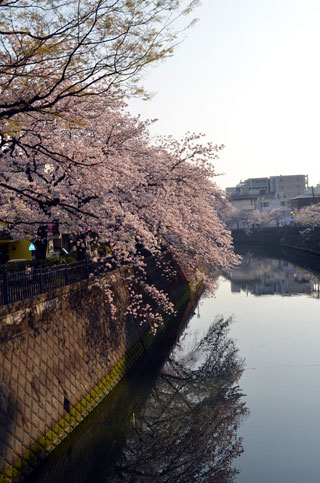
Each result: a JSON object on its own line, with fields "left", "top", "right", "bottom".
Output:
{"left": 0, "top": 257, "right": 189, "bottom": 482}
{"left": 232, "top": 226, "right": 320, "bottom": 255}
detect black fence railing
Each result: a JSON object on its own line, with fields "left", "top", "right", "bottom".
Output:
{"left": 0, "top": 257, "right": 117, "bottom": 307}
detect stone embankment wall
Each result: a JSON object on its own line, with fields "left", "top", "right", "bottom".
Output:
{"left": 0, "top": 256, "right": 189, "bottom": 481}
{"left": 232, "top": 227, "right": 320, "bottom": 255}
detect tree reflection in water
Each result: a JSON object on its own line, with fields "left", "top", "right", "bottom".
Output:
{"left": 225, "top": 251, "right": 320, "bottom": 298}
{"left": 111, "top": 316, "right": 248, "bottom": 482}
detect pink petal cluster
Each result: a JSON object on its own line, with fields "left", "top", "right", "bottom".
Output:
{"left": 1, "top": 88, "right": 239, "bottom": 331}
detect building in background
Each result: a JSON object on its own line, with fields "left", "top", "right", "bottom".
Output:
{"left": 0, "top": 223, "right": 72, "bottom": 264}
{"left": 226, "top": 174, "right": 308, "bottom": 214}
{"left": 0, "top": 238, "right": 32, "bottom": 264}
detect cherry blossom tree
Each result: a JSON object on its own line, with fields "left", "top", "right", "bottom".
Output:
{"left": 293, "top": 203, "right": 320, "bottom": 227}
{"left": 224, "top": 207, "right": 264, "bottom": 233}
{"left": 0, "top": 0, "right": 239, "bottom": 330}
{"left": 291, "top": 203, "right": 320, "bottom": 251}
{"left": 260, "top": 207, "right": 286, "bottom": 227}
{"left": 1, "top": 91, "right": 238, "bottom": 266}
{"left": 0, "top": 89, "right": 239, "bottom": 326}
{"left": 0, "top": 0, "right": 198, "bottom": 154}
{"left": 223, "top": 206, "right": 247, "bottom": 230}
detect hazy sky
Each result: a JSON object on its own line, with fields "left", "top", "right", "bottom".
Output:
{"left": 129, "top": 0, "right": 320, "bottom": 190}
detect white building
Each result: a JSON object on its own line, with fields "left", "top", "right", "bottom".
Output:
{"left": 226, "top": 174, "right": 308, "bottom": 214}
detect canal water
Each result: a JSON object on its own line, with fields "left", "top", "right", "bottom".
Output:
{"left": 28, "top": 245, "right": 320, "bottom": 482}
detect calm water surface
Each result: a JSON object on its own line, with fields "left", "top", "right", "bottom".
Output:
{"left": 193, "top": 251, "right": 320, "bottom": 482}
{"left": 30, "top": 247, "right": 320, "bottom": 482}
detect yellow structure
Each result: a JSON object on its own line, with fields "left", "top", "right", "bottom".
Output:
{"left": 0, "top": 239, "right": 32, "bottom": 262}
{"left": 9, "top": 240, "right": 32, "bottom": 260}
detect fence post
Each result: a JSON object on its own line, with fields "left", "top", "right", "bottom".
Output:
{"left": 2, "top": 265, "right": 9, "bottom": 305}
{"left": 39, "top": 268, "right": 44, "bottom": 293}
{"left": 85, "top": 256, "right": 89, "bottom": 279}
{"left": 65, "top": 264, "right": 69, "bottom": 285}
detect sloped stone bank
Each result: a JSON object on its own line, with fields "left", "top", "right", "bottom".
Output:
{"left": 0, "top": 256, "right": 191, "bottom": 482}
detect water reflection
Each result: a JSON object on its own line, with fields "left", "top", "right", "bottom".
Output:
{"left": 110, "top": 316, "right": 248, "bottom": 483}
{"left": 225, "top": 252, "right": 320, "bottom": 298}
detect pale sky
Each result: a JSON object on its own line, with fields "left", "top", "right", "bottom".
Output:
{"left": 128, "top": 0, "right": 320, "bottom": 190}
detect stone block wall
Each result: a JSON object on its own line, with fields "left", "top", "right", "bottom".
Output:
{"left": 0, "top": 260, "right": 188, "bottom": 481}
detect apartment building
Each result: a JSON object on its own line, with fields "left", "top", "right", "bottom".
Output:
{"left": 226, "top": 174, "right": 308, "bottom": 213}
{"left": 269, "top": 175, "right": 308, "bottom": 200}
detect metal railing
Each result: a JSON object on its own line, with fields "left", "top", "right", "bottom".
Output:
{"left": 0, "top": 257, "right": 117, "bottom": 306}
